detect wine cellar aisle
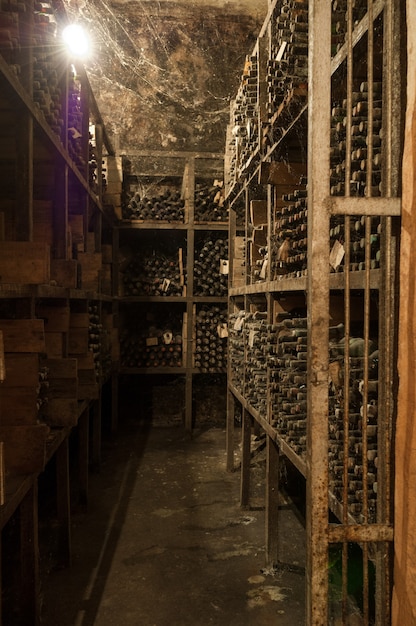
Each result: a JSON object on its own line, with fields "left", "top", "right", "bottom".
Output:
{"left": 0, "top": 0, "right": 415, "bottom": 625}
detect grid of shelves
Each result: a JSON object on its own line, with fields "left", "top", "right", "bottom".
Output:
{"left": 116, "top": 152, "right": 228, "bottom": 430}
{"left": 0, "top": 2, "right": 119, "bottom": 623}
{"left": 226, "top": 1, "right": 403, "bottom": 624}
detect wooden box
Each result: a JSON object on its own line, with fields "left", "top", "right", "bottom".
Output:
{"left": 68, "top": 328, "right": 89, "bottom": 355}
{"left": 0, "top": 242, "right": 50, "bottom": 285}
{"left": 0, "top": 425, "right": 50, "bottom": 474}
{"left": 0, "top": 319, "right": 45, "bottom": 353}
{"left": 69, "top": 214, "right": 84, "bottom": 250}
{"left": 78, "top": 252, "right": 102, "bottom": 291}
{"left": 33, "top": 200, "right": 54, "bottom": 246}
{"left": 3, "top": 353, "right": 39, "bottom": 387}
{"left": 78, "top": 369, "right": 99, "bottom": 400}
{"left": 42, "top": 399, "right": 79, "bottom": 428}
{"left": 43, "top": 358, "right": 78, "bottom": 398}
{"left": 50, "top": 259, "right": 79, "bottom": 289}
{"left": 250, "top": 200, "right": 267, "bottom": 227}
{"left": 0, "top": 387, "right": 40, "bottom": 425}
{"left": 44, "top": 331, "right": 66, "bottom": 358}
{"left": 37, "top": 304, "right": 70, "bottom": 332}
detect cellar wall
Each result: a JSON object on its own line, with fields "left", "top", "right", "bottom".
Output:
{"left": 393, "top": 2, "right": 416, "bottom": 623}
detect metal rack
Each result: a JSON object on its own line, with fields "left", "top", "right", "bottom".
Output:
{"left": 226, "top": 1, "right": 404, "bottom": 623}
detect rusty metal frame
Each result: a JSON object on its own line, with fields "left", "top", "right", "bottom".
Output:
{"left": 308, "top": 0, "right": 401, "bottom": 624}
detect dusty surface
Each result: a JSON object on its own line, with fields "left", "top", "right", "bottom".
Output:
{"left": 40, "top": 422, "right": 305, "bottom": 625}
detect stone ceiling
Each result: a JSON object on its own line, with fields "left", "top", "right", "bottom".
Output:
{"left": 64, "top": 0, "right": 267, "bottom": 154}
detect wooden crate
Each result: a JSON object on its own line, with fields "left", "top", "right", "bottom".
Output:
{"left": 0, "top": 387, "right": 40, "bottom": 425}
{"left": 44, "top": 332, "right": 66, "bottom": 358}
{"left": 78, "top": 252, "right": 102, "bottom": 291}
{"left": 0, "top": 319, "right": 45, "bottom": 353}
{"left": 68, "top": 328, "right": 89, "bottom": 354}
{"left": 43, "top": 358, "right": 78, "bottom": 398}
{"left": 42, "top": 399, "right": 79, "bottom": 428}
{"left": 50, "top": 259, "right": 79, "bottom": 289}
{"left": 250, "top": 200, "right": 267, "bottom": 227}
{"left": 37, "top": 304, "right": 70, "bottom": 332}
{"left": 3, "top": 353, "right": 39, "bottom": 387}
{"left": 0, "top": 425, "right": 50, "bottom": 474}
{"left": 69, "top": 214, "right": 84, "bottom": 251}
{"left": 78, "top": 369, "right": 99, "bottom": 400}
{"left": 33, "top": 200, "right": 54, "bottom": 246}
{"left": 0, "top": 242, "right": 50, "bottom": 284}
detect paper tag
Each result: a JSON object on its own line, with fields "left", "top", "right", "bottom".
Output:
{"left": 329, "top": 240, "right": 345, "bottom": 270}
{"left": 163, "top": 331, "right": 173, "bottom": 345}
{"left": 217, "top": 323, "right": 228, "bottom": 339}
{"left": 234, "top": 316, "right": 244, "bottom": 331}
{"left": 260, "top": 258, "right": 268, "bottom": 279}
{"left": 220, "top": 259, "right": 229, "bottom": 275}
{"left": 248, "top": 329, "right": 257, "bottom": 348}
{"left": 162, "top": 278, "right": 171, "bottom": 292}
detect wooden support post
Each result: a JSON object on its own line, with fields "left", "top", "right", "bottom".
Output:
{"left": 111, "top": 372, "right": 119, "bottom": 435}
{"left": 20, "top": 483, "right": 40, "bottom": 625}
{"left": 56, "top": 438, "right": 71, "bottom": 568}
{"left": 226, "top": 388, "right": 235, "bottom": 472}
{"left": 78, "top": 408, "right": 89, "bottom": 507}
{"left": 91, "top": 396, "right": 102, "bottom": 471}
{"left": 265, "top": 437, "right": 279, "bottom": 566}
{"left": 240, "top": 408, "right": 251, "bottom": 508}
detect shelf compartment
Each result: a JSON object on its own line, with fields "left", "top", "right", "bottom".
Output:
{"left": 119, "top": 301, "right": 185, "bottom": 370}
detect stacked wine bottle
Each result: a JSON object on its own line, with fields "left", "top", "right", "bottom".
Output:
{"left": 88, "top": 304, "right": 102, "bottom": 380}
{"left": 194, "top": 235, "right": 228, "bottom": 296}
{"left": 243, "top": 312, "right": 269, "bottom": 416}
{"left": 194, "top": 181, "right": 227, "bottom": 222}
{"left": 267, "top": 0, "right": 308, "bottom": 128}
{"left": 123, "top": 188, "right": 185, "bottom": 222}
{"left": 193, "top": 305, "right": 228, "bottom": 372}
{"left": 270, "top": 315, "right": 308, "bottom": 458}
{"left": 230, "top": 54, "right": 259, "bottom": 175}
{"left": 228, "top": 311, "right": 245, "bottom": 393}
{"left": 331, "top": 0, "right": 368, "bottom": 55}
{"left": 271, "top": 178, "right": 308, "bottom": 278}
{"left": 122, "top": 248, "right": 185, "bottom": 297}
{"left": 32, "top": 2, "right": 64, "bottom": 139}
{"left": 120, "top": 318, "right": 183, "bottom": 369}
{"left": 328, "top": 328, "right": 379, "bottom": 523}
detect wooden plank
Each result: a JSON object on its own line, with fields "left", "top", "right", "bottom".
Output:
{"left": 20, "top": 483, "right": 40, "bottom": 626}
{"left": 240, "top": 408, "right": 251, "bottom": 508}
{"left": 0, "top": 319, "right": 45, "bottom": 352}
{"left": 0, "top": 330, "right": 6, "bottom": 383}
{"left": 56, "top": 438, "right": 71, "bottom": 568}
{"left": 78, "top": 409, "right": 89, "bottom": 506}
{"left": 265, "top": 438, "right": 280, "bottom": 566}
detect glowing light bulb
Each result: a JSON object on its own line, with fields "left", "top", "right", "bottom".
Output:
{"left": 62, "top": 24, "right": 90, "bottom": 58}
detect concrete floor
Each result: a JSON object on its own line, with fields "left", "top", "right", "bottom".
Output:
{"left": 40, "top": 419, "right": 306, "bottom": 625}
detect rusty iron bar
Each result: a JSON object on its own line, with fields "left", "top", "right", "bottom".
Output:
{"left": 307, "top": 1, "right": 331, "bottom": 624}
